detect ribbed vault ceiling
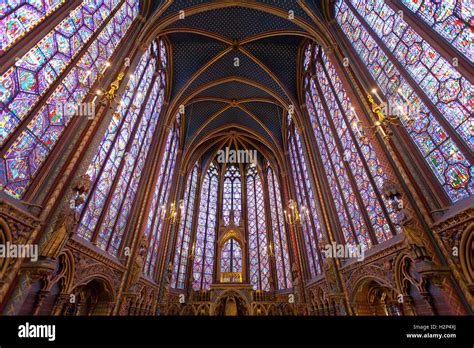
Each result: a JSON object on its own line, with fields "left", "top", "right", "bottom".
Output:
{"left": 145, "top": 0, "right": 328, "bottom": 157}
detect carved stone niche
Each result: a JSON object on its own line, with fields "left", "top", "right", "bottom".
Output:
{"left": 460, "top": 223, "right": 474, "bottom": 293}
{"left": 432, "top": 205, "right": 474, "bottom": 292}
{"left": 127, "top": 236, "right": 149, "bottom": 292}
{"left": 0, "top": 218, "right": 12, "bottom": 281}
{"left": 40, "top": 174, "right": 92, "bottom": 260}
{"left": 381, "top": 180, "right": 432, "bottom": 261}
{"left": 0, "top": 200, "right": 41, "bottom": 283}
{"left": 0, "top": 200, "right": 41, "bottom": 241}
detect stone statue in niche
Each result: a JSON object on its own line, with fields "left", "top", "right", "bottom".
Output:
{"left": 381, "top": 181, "right": 432, "bottom": 261}
{"left": 319, "top": 237, "right": 340, "bottom": 293}
{"left": 291, "top": 263, "right": 302, "bottom": 303}
{"left": 323, "top": 258, "right": 339, "bottom": 293}
{"left": 162, "top": 262, "right": 173, "bottom": 304}
{"left": 128, "top": 236, "right": 148, "bottom": 292}
{"left": 40, "top": 174, "right": 91, "bottom": 259}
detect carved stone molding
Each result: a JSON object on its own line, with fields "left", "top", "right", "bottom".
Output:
{"left": 344, "top": 263, "right": 397, "bottom": 300}
{"left": 0, "top": 200, "right": 41, "bottom": 240}
{"left": 72, "top": 251, "right": 122, "bottom": 298}
{"left": 67, "top": 238, "right": 125, "bottom": 272}
{"left": 432, "top": 207, "right": 473, "bottom": 261}
{"left": 19, "top": 258, "right": 57, "bottom": 283}
{"left": 431, "top": 206, "right": 474, "bottom": 301}
{"left": 0, "top": 200, "right": 42, "bottom": 303}
{"left": 339, "top": 235, "right": 406, "bottom": 298}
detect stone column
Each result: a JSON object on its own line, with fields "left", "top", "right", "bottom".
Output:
{"left": 31, "top": 290, "right": 50, "bottom": 315}
{"left": 52, "top": 293, "right": 71, "bottom": 315}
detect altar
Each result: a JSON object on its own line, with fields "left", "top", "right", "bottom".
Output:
{"left": 209, "top": 283, "right": 255, "bottom": 316}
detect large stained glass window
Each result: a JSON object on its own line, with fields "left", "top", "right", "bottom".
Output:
{"left": 222, "top": 165, "right": 242, "bottom": 226}
{"left": 192, "top": 162, "right": 219, "bottom": 290}
{"left": 171, "top": 163, "right": 199, "bottom": 289}
{"left": 75, "top": 39, "right": 166, "bottom": 257}
{"left": 0, "top": 0, "right": 66, "bottom": 54}
{"left": 170, "top": 149, "right": 294, "bottom": 291}
{"left": 266, "top": 164, "right": 292, "bottom": 290}
{"left": 287, "top": 117, "right": 323, "bottom": 279}
{"left": 246, "top": 164, "right": 270, "bottom": 291}
{"left": 0, "top": 0, "right": 139, "bottom": 199}
{"left": 143, "top": 113, "right": 180, "bottom": 279}
{"left": 399, "top": 0, "right": 473, "bottom": 62}
{"left": 221, "top": 238, "right": 242, "bottom": 274}
{"left": 304, "top": 43, "right": 398, "bottom": 249}
{"left": 348, "top": 0, "right": 472, "bottom": 150}
{"left": 1, "top": 0, "right": 123, "bottom": 144}
{"left": 335, "top": 0, "right": 472, "bottom": 202}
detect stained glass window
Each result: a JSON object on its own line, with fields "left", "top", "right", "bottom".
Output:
{"left": 399, "top": 0, "right": 473, "bottom": 63}
{"left": 169, "top": 150, "right": 295, "bottom": 290}
{"left": 1, "top": 0, "right": 123, "bottom": 145}
{"left": 336, "top": 0, "right": 472, "bottom": 202}
{"left": 0, "top": 0, "right": 139, "bottom": 199}
{"left": 192, "top": 162, "right": 219, "bottom": 290}
{"left": 348, "top": 0, "right": 472, "bottom": 151}
{"left": 159, "top": 39, "right": 167, "bottom": 69}
{"left": 222, "top": 165, "right": 242, "bottom": 226}
{"left": 74, "top": 39, "right": 167, "bottom": 257}
{"left": 1, "top": 0, "right": 66, "bottom": 54}
{"left": 246, "top": 164, "right": 270, "bottom": 291}
{"left": 76, "top": 44, "right": 154, "bottom": 241}
{"left": 221, "top": 238, "right": 242, "bottom": 275}
{"left": 303, "top": 43, "right": 312, "bottom": 71}
{"left": 171, "top": 163, "right": 199, "bottom": 289}
{"left": 143, "top": 113, "right": 180, "bottom": 279}
{"left": 304, "top": 43, "right": 398, "bottom": 249}
{"left": 287, "top": 119, "right": 323, "bottom": 279}
{"left": 266, "top": 164, "right": 292, "bottom": 290}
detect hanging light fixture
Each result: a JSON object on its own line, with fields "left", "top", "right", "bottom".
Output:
{"left": 81, "top": 57, "right": 132, "bottom": 106}
{"left": 353, "top": 88, "right": 418, "bottom": 141}
{"left": 283, "top": 199, "right": 309, "bottom": 226}
{"left": 161, "top": 199, "right": 185, "bottom": 223}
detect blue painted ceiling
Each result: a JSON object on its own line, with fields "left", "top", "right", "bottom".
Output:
{"left": 149, "top": 1, "right": 325, "bottom": 154}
